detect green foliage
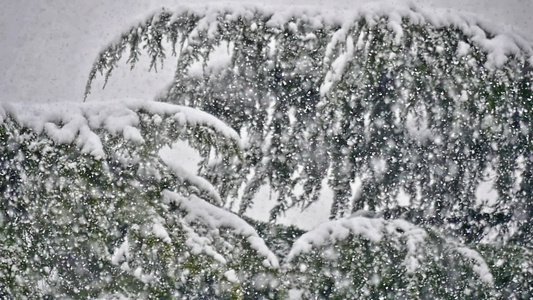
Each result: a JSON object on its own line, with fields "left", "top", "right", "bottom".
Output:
{"left": 477, "top": 243, "right": 533, "bottom": 299}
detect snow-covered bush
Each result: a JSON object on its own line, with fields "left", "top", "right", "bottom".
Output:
{"left": 0, "top": 100, "right": 279, "bottom": 298}
{"left": 283, "top": 215, "right": 495, "bottom": 299}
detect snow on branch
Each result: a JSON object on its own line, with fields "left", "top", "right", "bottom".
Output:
{"left": 162, "top": 190, "right": 280, "bottom": 269}
{"left": 0, "top": 99, "right": 242, "bottom": 206}
{"left": 286, "top": 215, "right": 427, "bottom": 274}
{"left": 284, "top": 215, "right": 496, "bottom": 298}
{"left": 454, "top": 246, "right": 494, "bottom": 284}
{"left": 286, "top": 214, "right": 494, "bottom": 285}
{"left": 0, "top": 99, "right": 242, "bottom": 160}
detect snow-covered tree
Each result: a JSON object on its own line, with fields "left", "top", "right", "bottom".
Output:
{"left": 0, "top": 100, "right": 279, "bottom": 298}
{"left": 2, "top": 3, "right": 532, "bottom": 299}
{"left": 86, "top": 4, "right": 532, "bottom": 245}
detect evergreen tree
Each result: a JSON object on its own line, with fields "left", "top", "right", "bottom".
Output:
{"left": 2, "top": 3, "right": 532, "bottom": 299}
{"left": 86, "top": 6, "right": 533, "bottom": 245}
{"left": 0, "top": 101, "right": 279, "bottom": 298}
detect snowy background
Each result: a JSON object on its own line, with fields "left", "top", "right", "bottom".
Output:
{"left": 1, "top": 0, "right": 532, "bottom": 229}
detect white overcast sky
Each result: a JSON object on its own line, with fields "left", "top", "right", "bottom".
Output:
{"left": 0, "top": 0, "right": 532, "bottom": 104}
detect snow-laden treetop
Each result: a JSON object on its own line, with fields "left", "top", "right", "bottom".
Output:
{"left": 86, "top": 1, "right": 533, "bottom": 97}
